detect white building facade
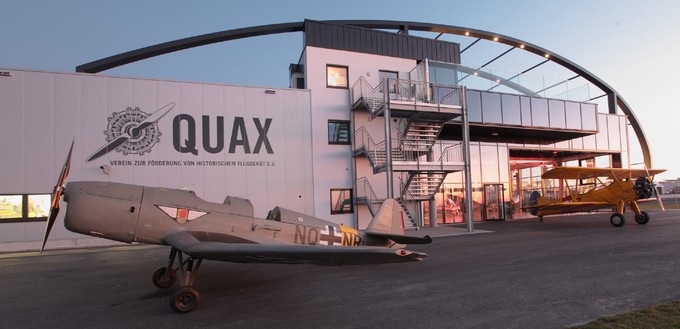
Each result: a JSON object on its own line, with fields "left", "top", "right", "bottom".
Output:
{"left": 0, "top": 20, "right": 635, "bottom": 251}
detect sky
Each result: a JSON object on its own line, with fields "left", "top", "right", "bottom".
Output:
{"left": 2, "top": 0, "right": 679, "bottom": 179}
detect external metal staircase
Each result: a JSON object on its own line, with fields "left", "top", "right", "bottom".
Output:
{"left": 401, "top": 121, "right": 442, "bottom": 152}
{"left": 351, "top": 76, "right": 467, "bottom": 229}
{"left": 356, "top": 177, "right": 418, "bottom": 229}
{"left": 402, "top": 173, "right": 447, "bottom": 200}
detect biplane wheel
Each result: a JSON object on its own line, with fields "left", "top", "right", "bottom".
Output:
{"left": 634, "top": 211, "right": 650, "bottom": 225}
{"left": 152, "top": 267, "right": 177, "bottom": 288}
{"left": 539, "top": 216, "right": 544, "bottom": 223}
{"left": 610, "top": 214, "right": 625, "bottom": 227}
{"left": 170, "top": 286, "right": 201, "bottom": 313}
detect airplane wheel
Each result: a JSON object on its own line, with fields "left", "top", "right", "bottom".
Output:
{"left": 634, "top": 211, "right": 650, "bottom": 225}
{"left": 170, "top": 286, "right": 201, "bottom": 313}
{"left": 152, "top": 267, "right": 177, "bottom": 288}
{"left": 610, "top": 214, "right": 625, "bottom": 227}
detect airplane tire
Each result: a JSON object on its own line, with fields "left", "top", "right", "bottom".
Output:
{"left": 610, "top": 214, "right": 625, "bottom": 227}
{"left": 171, "top": 286, "right": 201, "bottom": 313}
{"left": 152, "top": 267, "right": 177, "bottom": 288}
{"left": 634, "top": 211, "right": 650, "bottom": 225}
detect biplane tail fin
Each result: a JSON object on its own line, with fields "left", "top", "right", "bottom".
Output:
{"left": 365, "top": 199, "right": 432, "bottom": 245}
{"left": 528, "top": 191, "right": 549, "bottom": 216}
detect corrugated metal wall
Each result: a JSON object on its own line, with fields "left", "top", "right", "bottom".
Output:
{"left": 304, "top": 20, "right": 460, "bottom": 64}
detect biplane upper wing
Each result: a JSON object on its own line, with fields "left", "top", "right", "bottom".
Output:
{"left": 161, "top": 230, "right": 426, "bottom": 266}
{"left": 541, "top": 167, "right": 666, "bottom": 180}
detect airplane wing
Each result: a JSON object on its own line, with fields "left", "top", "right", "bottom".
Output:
{"left": 531, "top": 201, "right": 612, "bottom": 215}
{"left": 161, "top": 230, "right": 427, "bottom": 265}
{"left": 542, "top": 167, "right": 665, "bottom": 180}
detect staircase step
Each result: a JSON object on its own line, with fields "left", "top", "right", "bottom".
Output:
{"left": 400, "top": 121, "right": 444, "bottom": 152}
{"left": 396, "top": 199, "right": 417, "bottom": 229}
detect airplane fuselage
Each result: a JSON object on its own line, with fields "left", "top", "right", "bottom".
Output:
{"left": 535, "top": 179, "right": 639, "bottom": 217}
{"left": 63, "top": 181, "right": 389, "bottom": 248}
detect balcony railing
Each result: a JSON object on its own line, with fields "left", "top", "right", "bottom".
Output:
{"left": 351, "top": 77, "right": 463, "bottom": 115}
{"left": 392, "top": 79, "right": 462, "bottom": 107}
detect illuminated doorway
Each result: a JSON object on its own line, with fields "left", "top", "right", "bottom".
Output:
{"left": 483, "top": 184, "right": 505, "bottom": 221}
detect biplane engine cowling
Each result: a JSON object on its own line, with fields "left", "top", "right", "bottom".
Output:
{"left": 633, "top": 176, "right": 654, "bottom": 199}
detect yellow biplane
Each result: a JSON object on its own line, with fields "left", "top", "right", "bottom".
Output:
{"left": 525, "top": 167, "right": 665, "bottom": 227}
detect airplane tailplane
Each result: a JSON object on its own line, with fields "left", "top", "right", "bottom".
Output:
{"left": 365, "top": 199, "right": 432, "bottom": 245}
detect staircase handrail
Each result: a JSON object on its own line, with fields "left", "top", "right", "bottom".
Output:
{"left": 437, "top": 142, "right": 464, "bottom": 164}
{"left": 354, "top": 126, "right": 386, "bottom": 168}
{"left": 351, "top": 76, "right": 386, "bottom": 115}
{"left": 386, "top": 141, "right": 464, "bottom": 171}
{"left": 356, "top": 177, "right": 382, "bottom": 216}
{"left": 398, "top": 176, "right": 420, "bottom": 229}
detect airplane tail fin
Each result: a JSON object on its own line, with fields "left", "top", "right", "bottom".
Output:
{"left": 365, "top": 199, "right": 431, "bottom": 245}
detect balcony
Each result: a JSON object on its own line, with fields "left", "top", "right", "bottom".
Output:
{"left": 350, "top": 77, "right": 463, "bottom": 121}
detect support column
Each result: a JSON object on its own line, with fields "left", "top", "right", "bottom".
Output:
{"left": 427, "top": 150, "right": 437, "bottom": 227}
{"left": 429, "top": 195, "right": 438, "bottom": 227}
{"left": 383, "top": 79, "right": 393, "bottom": 199}
{"left": 461, "top": 87, "right": 474, "bottom": 232}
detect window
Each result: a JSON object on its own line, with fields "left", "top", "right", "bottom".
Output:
{"left": 0, "top": 193, "right": 51, "bottom": 222}
{"left": 330, "top": 189, "right": 353, "bottom": 214}
{"left": 326, "top": 65, "right": 348, "bottom": 88}
{"left": 328, "top": 120, "right": 351, "bottom": 144}
{"left": 379, "top": 70, "right": 398, "bottom": 93}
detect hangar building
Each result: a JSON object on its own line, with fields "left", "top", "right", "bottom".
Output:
{"left": 0, "top": 20, "right": 649, "bottom": 251}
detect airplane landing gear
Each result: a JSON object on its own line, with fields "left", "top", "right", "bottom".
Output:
{"left": 153, "top": 248, "right": 179, "bottom": 288}
{"left": 610, "top": 213, "right": 625, "bottom": 227}
{"left": 153, "top": 248, "right": 204, "bottom": 313}
{"left": 634, "top": 211, "right": 650, "bottom": 225}
{"left": 152, "top": 267, "right": 177, "bottom": 288}
{"left": 171, "top": 286, "right": 201, "bottom": 313}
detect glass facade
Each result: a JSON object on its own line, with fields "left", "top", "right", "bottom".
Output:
{"left": 428, "top": 110, "right": 629, "bottom": 224}
{"left": 465, "top": 89, "right": 598, "bottom": 131}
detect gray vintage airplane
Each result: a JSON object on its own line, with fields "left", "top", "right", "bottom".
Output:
{"left": 41, "top": 142, "right": 432, "bottom": 313}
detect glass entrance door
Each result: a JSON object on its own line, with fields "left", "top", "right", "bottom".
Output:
{"left": 483, "top": 184, "right": 505, "bottom": 221}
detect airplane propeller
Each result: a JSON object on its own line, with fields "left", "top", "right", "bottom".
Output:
{"left": 633, "top": 168, "right": 665, "bottom": 211}
{"left": 41, "top": 141, "right": 74, "bottom": 253}
{"left": 654, "top": 180, "right": 665, "bottom": 211}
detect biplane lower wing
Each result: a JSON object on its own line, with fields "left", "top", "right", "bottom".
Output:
{"left": 541, "top": 167, "right": 666, "bottom": 180}
{"left": 162, "top": 230, "right": 427, "bottom": 265}
{"left": 529, "top": 201, "right": 612, "bottom": 216}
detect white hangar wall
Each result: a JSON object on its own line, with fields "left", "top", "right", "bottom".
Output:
{"left": 0, "top": 68, "right": 314, "bottom": 249}
{"left": 303, "top": 46, "right": 419, "bottom": 228}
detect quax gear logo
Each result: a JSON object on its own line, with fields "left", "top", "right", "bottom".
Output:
{"left": 87, "top": 103, "right": 175, "bottom": 162}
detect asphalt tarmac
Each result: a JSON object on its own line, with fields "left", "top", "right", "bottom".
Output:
{"left": 3, "top": 210, "right": 680, "bottom": 329}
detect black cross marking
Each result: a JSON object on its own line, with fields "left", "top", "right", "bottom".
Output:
{"left": 319, "top": 225, "right": 342, "bottom": 246}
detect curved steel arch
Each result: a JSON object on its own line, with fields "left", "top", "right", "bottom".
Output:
{"left": 76, "top": 19, "right": 652, "bottom": 167}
